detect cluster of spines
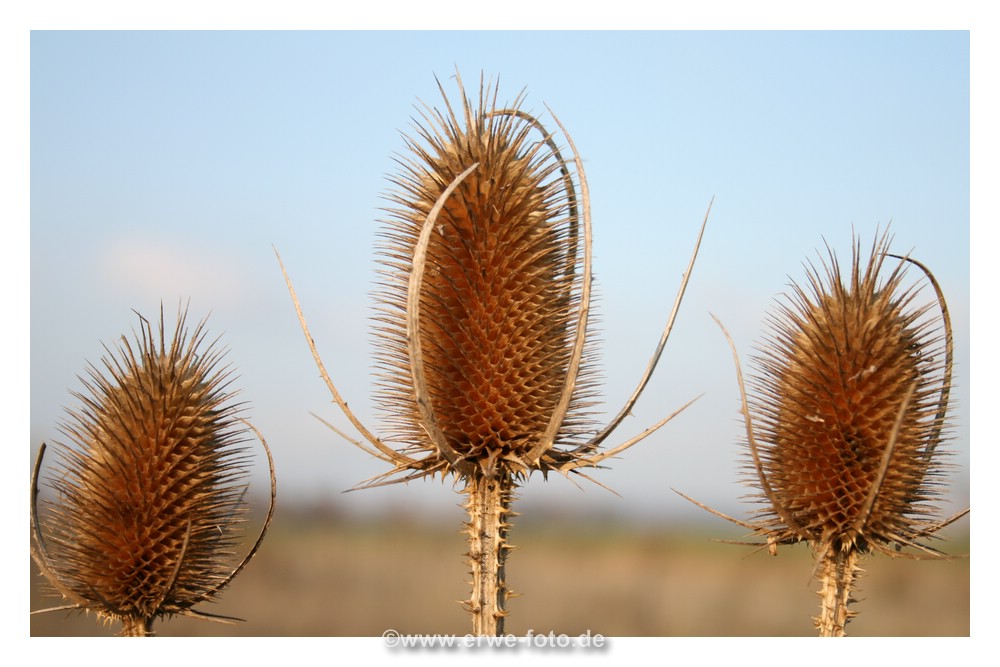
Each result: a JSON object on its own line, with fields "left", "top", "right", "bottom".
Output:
{"left": 746, "top": 233, "right": 951, "bottom": 556}
{"left": 372, "top": 75, "right": 597, "bottom": 479}
{"left": 686, "top": 231, "right": 964, "bottom": 636}
{"left": 32, "top": 308, "right": 258, "bottom": 636}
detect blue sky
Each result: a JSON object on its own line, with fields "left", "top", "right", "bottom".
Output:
{"left": 28, "top": 30, "right": 970, "bottom": 526}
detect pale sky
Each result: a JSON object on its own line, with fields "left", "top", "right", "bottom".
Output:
{"left": 28, "top": 30, "right": 971, "bottom": 526}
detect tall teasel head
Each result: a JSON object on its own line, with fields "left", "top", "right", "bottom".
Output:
{"left": 277, "top": 71, "right": 707, "bottom": 634}
{"left": 701, "top": 231, "right": 966, "bottom": 635}
{"left": 30, "top": 307, "right": 275, "bottom": 636}
{"left": 371, "top": 74, "right": 599, "bottom": 481}
{"left": 278, "top": 71, "right": 708, "bottom": 486}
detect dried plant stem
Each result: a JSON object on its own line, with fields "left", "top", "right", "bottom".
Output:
{"left": 121, "top": 616, "right": 154, "bottom": 638}
{"left": 464, "top": 473, "right": 516, "bottom": 636}
{"left": 815, "top": 548, "right": 861, "bottom": 637}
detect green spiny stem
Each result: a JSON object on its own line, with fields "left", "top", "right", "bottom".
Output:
{"left": 814, "top": 547, "right": 861, "bottom": 637}
{"left": 464, "top": 472, "right": 516, "bottom": 636}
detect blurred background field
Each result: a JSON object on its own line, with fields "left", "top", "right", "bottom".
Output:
{"left": 30, "top": 502, "right": 970, "bottom": 637}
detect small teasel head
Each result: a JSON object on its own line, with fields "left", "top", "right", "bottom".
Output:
{"left": 30, "top": 306, "right": 275, "bottom": 636}
{"left": 738, "top": 230, "right": 959, "bottom": 557}
{"left": 686, "top": 230, "right": 965, "bottom": 635}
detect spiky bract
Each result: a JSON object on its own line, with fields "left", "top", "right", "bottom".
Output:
{"left": 373, "top": 75, "right": 596, "bottom": 481}
{"left": 747, "top": 232, "right": 952, "bottom": 557}
{"left": 33, "top": 308, "right": 250, "bottom": 636}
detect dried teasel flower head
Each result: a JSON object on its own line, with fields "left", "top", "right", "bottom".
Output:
{"left": 747, "top": 232, "right": 958, "bottom": 556}
{"left": 277, "top": 71, "right": 708, "bottom": 635}
{"left": 281, "top": 72, "right": 707, "bottom": 488}
{"left": 371, "top": 73, "right": 601, "bottom": 482}
{"left": 689, "top": 230, "right": 967, "bottom": 635}
{"left": 30, "top": 306, "right": 275, "bottom": 636}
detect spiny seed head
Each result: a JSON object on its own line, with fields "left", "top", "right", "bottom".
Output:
{"left": 372, "top": 74, "right": 597, "bottom": 479}
{"left": 33, "top": 308, "right": 251, "bottom": 636}
{"left": 747, "top": 232, "right": 953, "bottom": 556}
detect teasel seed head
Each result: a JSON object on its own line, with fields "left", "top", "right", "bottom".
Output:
{"left": 371, "top": 72, "right": 599, "bottom": 483}
{"left": 689, "top": 230, "right": 967, "bottom": 636}
{"left": 30, "top": 306, "right": 275, "bottom": 636}
{"left": 278, "top": 70, "right": 707, "bottom": 488}
{"left": 275, "top": 71, "right": 708, "bottom": 635}
{"left": 745, "top": 231, "right": 956, "bottom": 557}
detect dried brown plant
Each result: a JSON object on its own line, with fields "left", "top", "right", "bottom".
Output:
{"left": 679, "top": 231, "right": 968, "bottom": 636}
{"left": 278, "top": 72, "right": 709, "bottom": 635}
{"left": 30, "top": 306, "right": 276, "bottom": 636}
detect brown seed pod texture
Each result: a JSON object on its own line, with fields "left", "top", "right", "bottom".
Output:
{"left": 32, "top": 308, "right": 253, "bottom": 636}
{"left": 747, "top": 233, "right": 951, "bottom": 556}
{"left": 373, "top": 76, "right": 595, "bottom": 478}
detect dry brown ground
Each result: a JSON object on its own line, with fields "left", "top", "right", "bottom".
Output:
{"left": 30, "top": 505, "right": 970, "bottom": 637}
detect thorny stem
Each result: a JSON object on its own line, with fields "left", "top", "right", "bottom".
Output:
{"left": 120, "top": 616, "right": 153, "bottom": 637}
{"left": 815, "top": 548, "right": 861, "bottom": 637}
{"left": 464, "top": 472, "right": 516, "bottom": 636}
